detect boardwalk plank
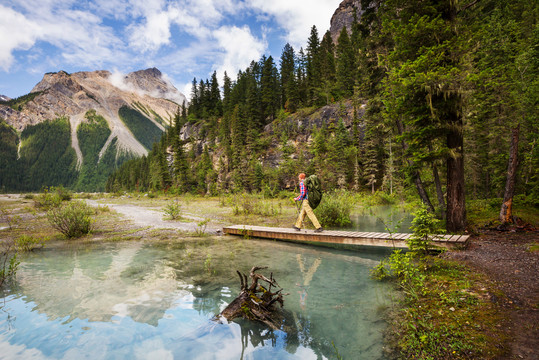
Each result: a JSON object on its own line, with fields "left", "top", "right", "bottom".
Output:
{"left": 223, "top": 225, "right": 466, "bottom": 249}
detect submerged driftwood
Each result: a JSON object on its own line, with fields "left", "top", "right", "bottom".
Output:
{"left": 217, "top": 266, "right": 287, "bottom": 330}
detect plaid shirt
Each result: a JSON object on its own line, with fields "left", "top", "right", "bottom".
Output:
{"left": 295, "top": 181, "right": 307, "bottom": 201}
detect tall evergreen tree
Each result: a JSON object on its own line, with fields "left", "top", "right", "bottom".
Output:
{"left": 336, "top": 27, "right": 356, "bottom": 98}
{"left": 279, "top": 43, "right": 296, "bottom": 109}
{"left": 260, "top": 56, "right": 280, "bottom": 122}
{"left": 306, "top": 25, "right": 322, "bottom": 106}
{"left": 209, "top": 71, "right": 222, "bottom": 116}
{"left": 319, "top": 31, "right": 336, "bottom": 104}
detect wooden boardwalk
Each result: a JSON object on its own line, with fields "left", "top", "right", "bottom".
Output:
{"left": 223, "top": 225, "right": 470, "bottom": 250}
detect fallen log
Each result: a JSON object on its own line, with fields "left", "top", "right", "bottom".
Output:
{"left": 216, "top": 266, "right": 287, "bottom": 330}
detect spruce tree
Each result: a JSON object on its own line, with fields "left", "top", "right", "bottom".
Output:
{"left": 336, "top": 27, "right": 356, "bottom": 98}
{"left": 280, "top": 43, "right": 295, "bottom": 109}
{"left": 306, "top": 25, "right": 322, "bottom": 106}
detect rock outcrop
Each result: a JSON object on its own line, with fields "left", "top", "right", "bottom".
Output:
{"left": 329, "top": 0, "right": 363, "bottom": 43}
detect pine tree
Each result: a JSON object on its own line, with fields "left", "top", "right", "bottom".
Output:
{"left": 189, "top": 78, "right": 199, "bottom": 118}
{"left": 260, "top": 56, "right": 279, "bottom": 122}
{"left": 280, "top": 43, "right": 296, "bottom": 108}
{"left": 296, "top": 48, "right": 308, "bottom": 107}
{"left": 336, "top": 27, "right": 356, "bottom": 98}
{"left": 306, "top": 25, "right": 322, "bottom": 106}
{"left": 209, "top": 71, "right": 222, "bottom": 116}
{"left": 222, "top": 71, "right": 232, "bottom": 114}
{"left": 319, "top": 31, "right": 336, "bottom": 104}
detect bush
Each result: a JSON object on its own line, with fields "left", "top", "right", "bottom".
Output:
{"left": 52, "top": 186, "right": 73, "bottom": 201}
{"left": 163, "top": 200, "right": 182, "bottom": 220}
{"left": 34, "top": 189, "right": 62, "bottom": 209}
{"left": 315, "top": 190, "right": 352, "bottom": 227}
{"left": 0, "top": 239, "right": 19, "bottom": 287}
{"left": 15, "top": 235, "right": 47, "bottom": 251}
{"left": 34, "top": 186, "right": 72, "bottom": 209}
{"left": 47, "top": 201, "right": 94, "bottom": 238}
{"left": 374, "top": 191, "right": 397, "bottom": 205}
{"left": 371, "top": 250, "right": 426, "bottom": 300}
{"left": 408, "top": 207, "right": 444, "bottom": 255}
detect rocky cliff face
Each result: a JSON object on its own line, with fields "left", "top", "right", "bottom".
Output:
{"left": 329, "top": 0, "right": 363, "bottom": 43}
{"left": 0, "top": 68, "right": 186, "bottom": 162}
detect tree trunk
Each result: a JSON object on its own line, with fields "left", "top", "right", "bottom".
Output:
{"left": 446, "top": 108, "right": 466, "bottom": 232}
{"left": 432, "top": 162, "right": 446, "bottom": 220}
{"left": 429, "top": 144, "right": 446, "bottom": 220}
{"left": 500, "top": 125, "right": 520, "bottom": 224}
{"left": 445, "top": 0, "right": 467, "bottom": 233}
{"left": 217, "top": 267, "right": 286, "bottom": 330}
{"left": 396, "top": 117, "right": 436, "bottom": 213}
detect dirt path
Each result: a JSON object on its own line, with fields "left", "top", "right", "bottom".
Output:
{"left": 85, "top": 199, "right": 223, "bottom": 235}
{"left": 447, "top": 230, "right": 539, "bottom": 359}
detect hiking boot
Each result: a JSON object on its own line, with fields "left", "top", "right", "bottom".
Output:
{"left": 314, "top": 227, "right": 323, "bottom": 233}
{"left": 293, "top": 226, "right": 301, "bottom": 231}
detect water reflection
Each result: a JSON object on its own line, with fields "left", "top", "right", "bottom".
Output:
{"left": 15, "top": 242, "right": 182, "bottom": 325}
{"left": 1, "top": 238, "right": 393, "bottom": 359}
{"left": 349, "top": 205, "right": 414, "bottom": 233}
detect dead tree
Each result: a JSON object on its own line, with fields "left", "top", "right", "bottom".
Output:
{"left": 500, "top": 125, "right": 520, "bottom": 224}
{"left": 216, "top": 266, "right": 287, "bottom": 330}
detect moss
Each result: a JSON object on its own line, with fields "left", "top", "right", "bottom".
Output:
{"left": 382, "top": 257, "right": 509, "bottom": 359}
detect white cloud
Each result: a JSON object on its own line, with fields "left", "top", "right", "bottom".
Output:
{"left": 248, "top": 0, "right": 342, "bottom": 48}
{"left": 213, "top": 25, "right": 266, "bottom": 80}
{"left": 0, "top": 1, "right": 128, "bottom": 71}
{"left": 129, "top": 11, "right": 174, "bottom": 51}
{"left": 0, "top": 5, "right": 40, "bottom": 71}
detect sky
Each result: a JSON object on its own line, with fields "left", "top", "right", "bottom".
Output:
{"left": 0, "top": 0, "right": 343, "bottom": 99}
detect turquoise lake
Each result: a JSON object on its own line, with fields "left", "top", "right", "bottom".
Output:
{"left": 0, "top": 237, "right": 394, "bottom": 359}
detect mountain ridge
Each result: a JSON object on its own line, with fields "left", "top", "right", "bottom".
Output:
{"left": 0, "top": 67, "right": 187, "bottom": 191}
{"left": 1, "top": 68, "right": 186, "bottom": 160}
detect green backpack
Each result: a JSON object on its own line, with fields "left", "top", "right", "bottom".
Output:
{"left": 305, "top": 175, "right": 322, "bottom": 209}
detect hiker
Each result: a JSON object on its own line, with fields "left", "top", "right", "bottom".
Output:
{"left": 293, "top": 173, "right": 323, "bottom": 232}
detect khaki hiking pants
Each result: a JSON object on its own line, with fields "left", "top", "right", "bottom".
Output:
{"left": 295, "top": 200, "right": 321, "bottom": 229}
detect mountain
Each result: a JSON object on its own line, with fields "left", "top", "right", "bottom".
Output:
{"left": 0, "top": 68, "right": 186, "bottom": 192}
{"left": 329, "top": 0, "right": 363, "bottom": 43}
{"left": 0, "top": 95, "right": 10, "bottom": 102}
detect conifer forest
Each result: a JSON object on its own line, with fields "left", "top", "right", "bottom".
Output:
{"left": 107, "top": 0, "right": 538, "bottom": 232}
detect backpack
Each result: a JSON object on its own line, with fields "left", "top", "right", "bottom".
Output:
{"left": 305, "top": 175, "right": 322, "bottom": 209}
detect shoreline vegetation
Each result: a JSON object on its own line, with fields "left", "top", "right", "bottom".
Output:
{"left": 1, "top": 189, "right": 538, "bottom": 359}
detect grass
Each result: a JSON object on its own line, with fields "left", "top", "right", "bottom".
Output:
{"left": 467, "top": 198, "right": 539, "bottom": 229}
{"left": 382, "top": 257, "right": 509, "bottom": 359}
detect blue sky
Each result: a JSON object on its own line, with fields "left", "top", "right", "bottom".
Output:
{"left": 0, "top": 0, "right": 342, "bottom": 99}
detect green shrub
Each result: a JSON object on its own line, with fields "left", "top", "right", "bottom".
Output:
{"left": 408, "top": 207, "right": 444, "bottom": 256}
{"left": 371, "top": 250, "right": 426, "bottom": 300}
{"left": 52, "top": 186, "right": 73, "bottom": 201}
{"left": 34, "top": 188, "right": 62, "bottom": 209}
{"left": 163, "top": 200, "right": 182, "bottom": 220}
{"left": 0, "top": 239, "right": 19, "bottom": 287}
{"left": 47, "top": 201, "right": 94, "bottom": 238}
{"left": 194, "top": 219, "right": 211, "bottom": 237}
{"left": 315, "top": 190, "right": 352, "bottom": 227}
{"left": 15, "top": 235, "right": 47, "bottom": 251}
{"left": 374, "top": 191, "right": 397, "bottom": 205}
{"left": 34, "top": 186, "right": 72, "bottom": 209}
{"left": 0, "top": 208, "right": 21, "bottom": 230}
